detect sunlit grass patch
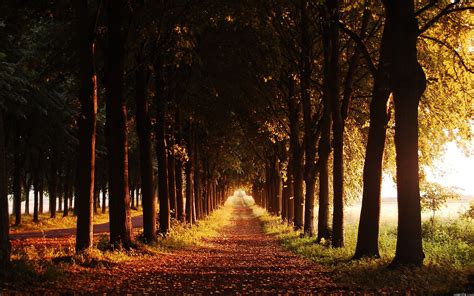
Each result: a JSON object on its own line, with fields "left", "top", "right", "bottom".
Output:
{"left": 149, "top": 204, "right": 234, "bottom": 251}
{"left": 251, "top": 205, "right": 474, "bottom": 294}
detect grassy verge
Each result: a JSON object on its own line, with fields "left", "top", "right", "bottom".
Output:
{"left": 251, "top": 205, "right": 474, "bottom": 294}
{"left": 9, "top": 209, "right": 143, "bottom": 234}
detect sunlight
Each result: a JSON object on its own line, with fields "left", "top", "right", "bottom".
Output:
{"left": 426, "top": 142, "right": 474, "bottom": 196}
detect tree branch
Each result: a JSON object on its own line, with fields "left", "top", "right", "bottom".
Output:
{"left": 418, "top": 1, "right": 474, "bottom": 35}
{"left": 415, "top": 0, "right": 440, "bottom": 16}
{"left": 337, "top": 21, "right": 377, "bottom": 77}
{"left": 420, "top": 34, "right": 474, "bottom": 74}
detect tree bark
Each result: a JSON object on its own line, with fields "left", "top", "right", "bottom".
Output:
{"left": 0, "top": 112, "right": 10, "bottom": 267}
{"left": 168, "top": 142, "right": 177, "bottom": 219}
{"left": 185, "top": 157, "right": 194, "bottom": 224}
{"left": 24, "top": 175, "right": 30, "bottom": 215}
{"left": 49, "top": 147, "right": 58, "bottom": 218}
{"left": 105, "top": 0, "right": 133, "bottom": 249}
{"left": 288, "top": 75, "right": 304, "bottom": 229}
{"left": 300, "top": 0, "right": 318, "bottom": 236}
{"left": 193, "top": 127, "right": 201, "bottom": 220}
{"left": 154, "top": 67, "right": 170, "bottom": 235}
{"left": 135, "top": 57, "right": 157, "bottom": 242}
{"left": 33, "top": 163, "right": 39, "bottom": 222}
{"left": 388, "top": 0, "right": 426, "bottom": 266}
{"left": 353, "top": 4, "right": 393, "bottom": 260}
{"left": 39, "top": 174, "right": 44, "bottom": 215}
{"left": 13, "top": 135, "right": 22, "bottom": 225}
{"left": 176, "top": 159, "right": 184, "bottom": 222}
{"left": 324, "top": 0, "right": 344, "bottom": 248}
{"left": 74, "top": 0, "right": 98, "bottom": 253}
{"left": 316, "top": 111, "right": 332, "bottom": 242}
{"left": 63, "top": 162, "right": 72, "bottom": 217}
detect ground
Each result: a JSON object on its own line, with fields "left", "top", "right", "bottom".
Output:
{"left": 4, "top": 198, "right": 344, "bottom": 294}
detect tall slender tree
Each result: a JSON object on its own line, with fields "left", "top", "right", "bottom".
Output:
{"left": 387, "top": 0, "right": 426, "bottom": 266}
{"left": 154, "top": 64, "right": 171, "bottom": 235}
{"left": 0, "top": 112, "right": 10, "bottom": 267}
{"left": 105, "top": 0, "right": 133, "bottom": 249}
{"left": 135, "top": 52, "right": 157, "bottom": 242}
{"left": 74, "top": 0, "right": 98, "bottom": 253}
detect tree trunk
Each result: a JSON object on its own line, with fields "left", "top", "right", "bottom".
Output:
{"left": 24, "top": 175, "right": 30, "bottom": 215}
{"left": 33, "top": 165, "right": 39, "bottom": 223}
{"left": 154, "top": 68, "right": 170, "bottom": 236}
{"left": 101, "top": 187, "right": 106, "bottom": 213}
{"left": 185, "top": 157, "right": 194, "bottom": 224}
{"left": 0, "top": 113, "right": 10, "bottom": 267}
{"left": 39, "top": 174, "right": 44, "bottom": 215}
{"left": 388, "top": 0, "right": 425, "bottom": 266}
{"left": 74, "top": 0, "right": 98, "bottom": 253}
{"left": 135, "top": 58, "right": 157, "bottom": 242}
{"left": 49, "top": 147, "right": 58, "bottom": 218}
{"left": 288, "top": 76, "right": 304, "bottom": 229}
{"left": 353, "top": 5, "right": 393, "bottom": 260}
{"left": 176, "top": 159, "right": 184, "bottom": 222}
{"left": 193, "top": 128, "right": 201, "bottom": 220}
{"left": 13, "top": 138, "right": 22, "bottom": 225}
{"left": 316, "top": 110, "right": 332, "bottom": 242}
{"left": 274, "top": 157, "right": 282, "bottom": 216}
{"left": 63, "top": 163, "right": 72, "bottom": 217}
{"left": 324, "top": 0, "right": 344, "bottom": 248}
{"left": 105, "top": 0, "right": 133, "bottom": 249}
{"left": 101, "top": 166, "right": 107, "bottom": 214}
{"left": 168, "top": 144, "right": 177, "bottom": 219}
{"left": 300, "top": 0, "right": 318, "bottom": 236}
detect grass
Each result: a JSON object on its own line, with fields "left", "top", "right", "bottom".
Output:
{"left": 146, "top": 202, "right": 234, "bottom": 251}
{"left": 9, "top": 208, "right": 143, "bottom": 234}
{"left": 251, "top": 204, "right": 474, "bottom": 294}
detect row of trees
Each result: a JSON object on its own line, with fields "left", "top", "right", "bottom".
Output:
{"left": 0, "top": 0, "right": 472, "bottom": 268}
{"left": 249, "top": 0, "right": 472, "bottom": 267}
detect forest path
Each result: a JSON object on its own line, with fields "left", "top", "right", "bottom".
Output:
{"left": 69, "top": 198, "right": 339, "bottom": 294}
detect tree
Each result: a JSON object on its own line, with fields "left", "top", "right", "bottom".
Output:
{"left": 386, "top": 0, "right": 427, "bottom": 267}
{"left": 0, "top": 112, "right": 10, "bottom": 267}
{"left": 134, "top": 50, "right": 157, "bottom": 242}
{"left": 420, "top": 181, "right": 460, "bottom": 226}
{"left": 74, "top": 0, "right": 98, "bottom": 253}
{"left": 105, "top": 0, "right": 133, "bottom": 249}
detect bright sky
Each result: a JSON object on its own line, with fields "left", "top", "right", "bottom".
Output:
{"left": 382, "top": 141, "right": 474, "bottom": 198}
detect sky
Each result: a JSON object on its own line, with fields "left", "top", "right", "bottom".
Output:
{"left": 382, "top": 141, "right": 474, "bottom": 198}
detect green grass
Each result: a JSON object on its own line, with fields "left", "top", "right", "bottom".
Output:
{"left": 149, "top": 203, "right": 234, "bottom": 251}
{"left": 9, "top": 209, "right": 143, "bottom": 234}
{"left": 251, "top": 205, "right": 474, "bottom": 294}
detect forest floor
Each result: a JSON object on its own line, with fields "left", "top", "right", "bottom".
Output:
{"left": 3, "top": 198, "right": 347, "bottom": 294}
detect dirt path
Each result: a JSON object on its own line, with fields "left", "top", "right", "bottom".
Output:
{"left": 58, "top": 198, "right": 339, "bottom": 294}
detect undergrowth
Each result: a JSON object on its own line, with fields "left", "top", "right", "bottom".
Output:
{"left": 252, "top": 205, "right": 474, "bottom": 294}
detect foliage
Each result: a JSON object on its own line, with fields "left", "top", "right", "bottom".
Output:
{"left": 420, "top": 181, "right": 461, "bottom": 223}
{"left": 461, "top": 202, "right": 474, "bottom": 220}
